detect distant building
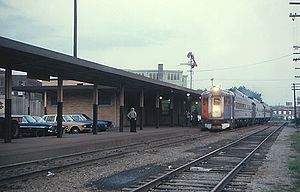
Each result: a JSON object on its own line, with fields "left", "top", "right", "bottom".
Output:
{"left": 128, "top": 64, "right": 188, "bottom": 88}
{"left": 0, "top": 71, "right": 43, "bottom": 115}
{"left": 272, "top": 103, "right": 297, "bottom": 121}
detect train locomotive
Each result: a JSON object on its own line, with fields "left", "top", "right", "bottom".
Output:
{"left": 201, "top": 86, "right": 271, "bottom": 131}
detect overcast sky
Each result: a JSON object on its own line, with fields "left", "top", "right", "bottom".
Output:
{"left": 0, "top": 0, "right": 297, "bottom": 105}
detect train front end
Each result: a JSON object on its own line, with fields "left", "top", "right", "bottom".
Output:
{"left": 201, "top": 86, "right": 234, "bottom": 131}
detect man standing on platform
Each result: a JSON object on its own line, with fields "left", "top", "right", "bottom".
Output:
{"left": 127, "top": 107, "right": 137, "bottom": 132}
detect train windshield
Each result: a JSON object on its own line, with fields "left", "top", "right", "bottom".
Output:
{"left": 212, "top": 97, "right": 222, "bottom": 117}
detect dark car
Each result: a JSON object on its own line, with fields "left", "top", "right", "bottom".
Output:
{"left": 68, "top": 114, "right": 113, "bottom": 132}
{"left": 12, "top": 115, "right": 57, "bottom": 137}
{"left": 32, "top": 115, "right": 66, "bottom": 133}
{"left": 0, "top": 117, "right": 20, "bottom": 139}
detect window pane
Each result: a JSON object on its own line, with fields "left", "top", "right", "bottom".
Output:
{"left": 99, "top": 93, "right": 112, "bottom": 105}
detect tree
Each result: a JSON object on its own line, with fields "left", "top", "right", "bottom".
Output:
{"left": 232, "top": 86, "right": 263, "bottom": 102}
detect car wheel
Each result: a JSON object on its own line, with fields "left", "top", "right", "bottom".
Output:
{"left": 70, "top": 127, "right": 80, "bottom": 134}
{"left": 97, "top": 125, "right": 106, "bottom": 132}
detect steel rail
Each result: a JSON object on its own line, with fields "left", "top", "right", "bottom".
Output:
{"left": 210, "top": 123, "right": 285, "bottom": 192}
{"left": 0, "top": 133, "right": 206, "bottom": 183}
{"left": 130, "top": 125, "right": 276, "bottom": 192}
{"left": 0, "top": 134, "right": 200, "bottom": 170}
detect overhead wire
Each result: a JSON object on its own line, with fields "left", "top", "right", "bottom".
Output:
{"left": 193, "top": 78, "right": 295, "bottom": 82}
{"left": 194, "top": 53, "right": 292, "bottom": 72}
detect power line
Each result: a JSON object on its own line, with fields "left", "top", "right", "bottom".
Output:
{"left": 194, "top": 53, "right": 292, "bottom": 72}
{"left": 193, "top": 78, "right": 296, "bottom": 82}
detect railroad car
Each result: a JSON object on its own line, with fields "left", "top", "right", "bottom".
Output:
{"left": 201, "top": 86, "right": 271, "bottom": 131}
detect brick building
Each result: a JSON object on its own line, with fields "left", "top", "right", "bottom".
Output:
{"left": 128, "top": 64, "right": 188, "bottom": 88}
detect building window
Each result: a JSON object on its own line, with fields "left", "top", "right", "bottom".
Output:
{"left": 278, "top": 111, "right": 282, "bottom": 115}
{"left": 17, "top": 92, "right": 24, "bottom": 96}
{"left": 99, "top": 93, "right": 112, "bottom": 105}
{"left": 168, "top": 73, "right": 170, "bottom": 80}
{"left": 171, "top": 74, "right": 173, "bottom": 80}
{"left": 160, "top": 99, "right": 170, "bottom": 115}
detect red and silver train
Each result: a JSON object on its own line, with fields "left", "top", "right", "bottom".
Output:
{"left": 201, "top": 86, "right": 271, "bottom": 131}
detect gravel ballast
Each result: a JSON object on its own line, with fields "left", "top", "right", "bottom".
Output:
{"left": 246, "top": 126, "right": 297, "bottom": 192}
{"left": 0, "top": 125, "right": 296, "bottom": 192}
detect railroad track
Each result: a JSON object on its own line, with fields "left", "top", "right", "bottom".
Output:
{"left": 0, "top": 132, "right": 210, "bottom": 183}
{"left": 126, "top": 123, "right": 285, "bottom": 192}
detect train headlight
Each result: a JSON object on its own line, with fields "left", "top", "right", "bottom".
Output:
{"left": 212, "top": 86, "right": 220, "bottom": 93}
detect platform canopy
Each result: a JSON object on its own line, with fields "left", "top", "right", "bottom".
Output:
{"left": 0, "top": 36, "right": 201, "bottom": 96}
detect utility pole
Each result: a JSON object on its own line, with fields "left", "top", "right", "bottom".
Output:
{"left": 293, "top": 83, "right": 297, "bottom": 119}
{"left": 189, "top": 63, "right": 192, "bottom": 89}
{"left": 290, "top": 2, "right": 300, "bottom": 120}
{"left": 292, "top": 83, "right": 300, "bottom": 119}
{"left": 73, "top": 0, "right": 77, "bottom": 57}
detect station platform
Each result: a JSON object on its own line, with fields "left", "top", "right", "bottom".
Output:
{"left": 0, "top": 126, "right": 201, "bottom": 166}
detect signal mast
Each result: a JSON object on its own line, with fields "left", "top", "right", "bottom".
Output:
{"left": 180, "top": 52, "right": 198, "bottom": 89}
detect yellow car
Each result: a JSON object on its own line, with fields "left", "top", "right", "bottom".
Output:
{"left": 42, "top": 114, "right": 92, "bottom": 134}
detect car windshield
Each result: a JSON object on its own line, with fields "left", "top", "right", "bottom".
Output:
{"left": 24, "top": 115, "right": 37, "bottom": 123}
{"left": 81, "top": 114, "right": 92, "bottom": 120}
{"left": 63, "top": 115, "right": 74, "bottom": 122}
{"left": 34, "top": 116, "right": 46, "bottom": 123}
{"left": 71, "top": 115, "right": 86, "bottom": 121}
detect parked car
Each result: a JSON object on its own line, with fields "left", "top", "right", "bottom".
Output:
{"left": 32, "top": 116, "right": 47, "bottom": 123}
{"left": 11, "top": 115, "right": 56, "bottom": 137}
{"left": 32, "top": 116, "right": 66, "bottom": 131}
{"left": 68, "top": 113, "right": 113, "bottom": 132}
{"left": 0, "top": 117, "right": 20, "bottom": 139}
{"left": 42, "top": 114, "right": 92, "bottom": 134}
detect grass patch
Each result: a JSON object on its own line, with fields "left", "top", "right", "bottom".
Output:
{"left": 289, "top": 131, "right": 300, "bottom": 191}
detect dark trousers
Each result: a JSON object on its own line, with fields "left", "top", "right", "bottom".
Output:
{"left": 130, "top": 118, "right": 136, "bottom": 132}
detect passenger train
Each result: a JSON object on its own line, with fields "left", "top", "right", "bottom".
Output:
{"left": 201, "top": 86, "right": 271, "bottom": 131}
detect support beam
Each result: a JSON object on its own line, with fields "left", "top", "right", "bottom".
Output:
{"left": 170, "top": 94, "right": 174, "bottom": 127}
{"left": 73, "top": 0, "right": 77, "bottom": 58}
{"left": 156, "top": 92, "right": 160, "bottom": 128}
{"left": 57, "top": 77, "right": 63, "bottom": 138}
{"left": 119, "top": 86, "right": 124, "bottom": 132}
{"left": 4, "top": 68, "right": 12, "bottom": 143}
{"left": 293, "top": 83, "right": 297, "bottom": 119}
{"left": 44, "top": 91, "right": 47, "bottom": 115}
{"left": 27, "top": 92, "right": 30, "bottom": 115}
{"left": 93, "top": 84, "right": 98, "bottom": 135}
{"left": 139, "top": 88, "right": 144, "bottom": 130}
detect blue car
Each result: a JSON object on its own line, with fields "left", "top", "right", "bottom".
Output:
{"left": 68, "top": 114, "right": 113, "bottom": 132}
{"left": 11, "top": 115, "right": 57, "bottom": 137}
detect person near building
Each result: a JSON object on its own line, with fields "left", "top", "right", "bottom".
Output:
{"left": 192, "top": 109, "right": 199, "bottom": 126}
{"left": 127, "top": 107, "right": 137, "bottom": 132}
{"left": 185, "top": 111, "right": 191, "bottom": 127}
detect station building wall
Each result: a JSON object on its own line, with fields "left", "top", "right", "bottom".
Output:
{"left": 46, "top": 90, "right": 118, "bottom": 126}
{"left": 44, "top": 84, "right": 188, "bottom": 128}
